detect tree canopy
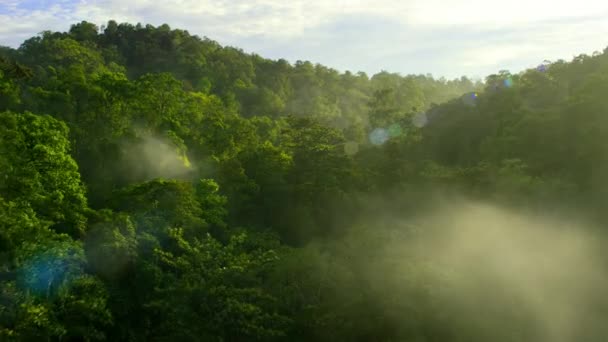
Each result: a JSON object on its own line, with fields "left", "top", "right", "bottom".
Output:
{"left": 1, "top": 21, "right": 608, "bottom": 341}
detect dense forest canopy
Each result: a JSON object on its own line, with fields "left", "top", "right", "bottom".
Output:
{"left": 2, "top": 20, "right": 608, "bottom": 341}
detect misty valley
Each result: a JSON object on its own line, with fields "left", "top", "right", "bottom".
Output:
{"left": 2, "top": 20, "right": 608, "bottom": 342}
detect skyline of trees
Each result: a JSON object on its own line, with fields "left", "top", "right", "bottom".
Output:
{"left": 1, "top": 20, "right": 608, "bottom": 341}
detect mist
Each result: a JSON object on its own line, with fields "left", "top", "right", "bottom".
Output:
{"left": 291, "top": 198, "right": 608, "bottom": 341}
{"left": 118, "top": 134, "right": 196, "bottom": 182}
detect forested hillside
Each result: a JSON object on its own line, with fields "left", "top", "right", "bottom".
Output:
{"left": 2, "top": 21, "right": 608, "bottom": 341}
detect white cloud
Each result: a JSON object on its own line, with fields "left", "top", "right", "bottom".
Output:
{"left": 0, "top": 0, "right": 607, "bottom": 78}
{"left": 399, "top": 0, "right": 608, "bottom": 28}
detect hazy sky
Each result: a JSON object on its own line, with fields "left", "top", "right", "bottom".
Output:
{"left": 1, "top": 0, "right": 607, "bottom": 79}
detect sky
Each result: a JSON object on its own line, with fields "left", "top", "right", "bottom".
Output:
{"left": 1, "top": 0, "right": 607, "bottom": 79}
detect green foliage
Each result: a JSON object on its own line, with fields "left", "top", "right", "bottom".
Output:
{"left": 0, "top": 55, "right": 31, "bottom": 110}
{"left": 84, "top": 210, "right": 137, "bottom": 280}
{"left": 147, "top": 229, "right": 290, "bottom": 341}
{"left": 1, "top": 238, "right": 112, "bottom": 341}
{"left": 110, "top": 179, "right": 207, "bottom": 241}
{"left": 2, "top": 20, "right": 608, "bottom": 342}
{"left": 0, "top": 111, "right": 88, "bottom": 237}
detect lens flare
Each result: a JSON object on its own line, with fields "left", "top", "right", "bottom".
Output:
{"left": 369, "top": 128, "right": 389, "bottom": 146}
{"left": 462, "top": 92, "right": 478, "bottom": 107}
{"left": 17, "top": 245, "right": 81, "bottom": 297}
{"left": 503, "top": 78, "right": 513, "bottom": 88}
